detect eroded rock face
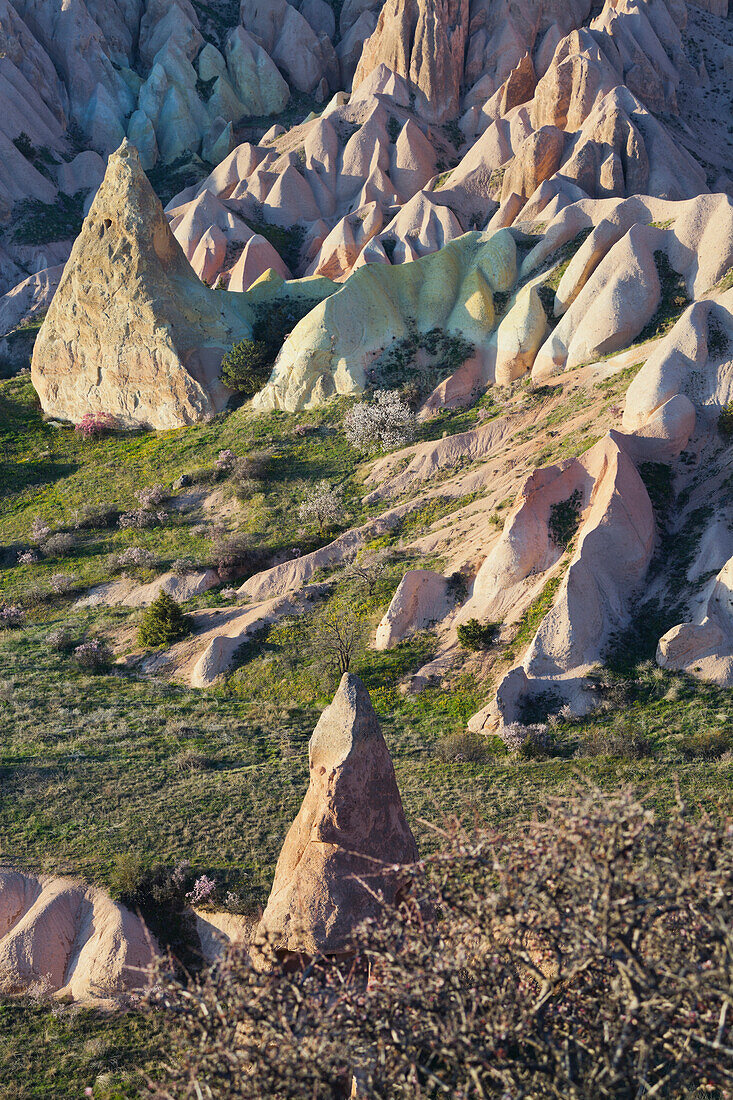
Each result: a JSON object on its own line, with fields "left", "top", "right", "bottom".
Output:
{"left": 254, "top": 674, "right": 418, "bottom": 959}
{"left": 0, "top": 870, "right": 157, "bottom": 1003}
{"left": 354, "top": 0, "right": 469, "bottom": 123}
{"left": 31, "top": 140, "right": 252, "bottom": 429}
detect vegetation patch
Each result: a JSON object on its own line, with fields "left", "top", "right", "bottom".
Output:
{"left": 456, "top": 618, "right": 499, "bottom": 651}
{"left": 11, "top": 193, "right": 85, "bottom": 246}
{"left": 138, "top": 592, "right": 191, "bottom": 649}
{"left": 503, "top": 569, "right": 566, "bottom": 663}
{"left": 636, "top": 250, "right": 690, "bottom": 344}
{"left": 548, "top": 488, "right": 583, "bottom": 548}
{"left": 370, "top": 326, "right": 474, "bottom": 396}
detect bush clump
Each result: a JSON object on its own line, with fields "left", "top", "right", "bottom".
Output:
{"left": 151, "top": 790, "right": 733, "bottom": 1098}
{"left": 548, "top": 488, "right": 583, "bottom": 548}
{"left": 138, "top": 592, "right": 191, "bottom": 649}
{"left": 220, "top": 339, "right": 272, "bottom": 396}
{"left": 456, "top": 618, "right": 499, "bottom": 650}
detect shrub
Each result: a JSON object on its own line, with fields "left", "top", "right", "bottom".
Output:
{"left": 433, "top": 731, "right": 492, "bottom": 763}
{"left": 29, "top": 516, "right": 51, "bottom": 545}
{"left": 298, "top": 480, "right": 343, "bottom": 535}
{"left": 46, "top": 626, "right": 79, "bottom": 653}
{"left": 42, "top": 532, "right": 75, "bottom": 558}
{"left": 185, "top": 874, "right": 217, "bottom": 908}
{"left": 577, "top": 720, "right": 654, "bottom": 759}
{"left": 135, "top": 483, "right": 168, "bottom": 510}
{"left": 16, "top": 549, "right": 39, "bottom": 565}
{"left": 0, "top": 605, "right": 24, "bottom": 629}
{"left": 719, "top": 402, "right": 733, "bottom": 438}
{"left": 171, "top": 558, "right": 198, "bottom": 576}
{"left": 499, "top": 721, "right": 552, "bottom": 757}
{"left": 111, "top": 546, "right": 157, "bottom": 574}
{"left": 138, "top": 592, "right": 191, "bottom": 649}
{"left": 73, "top": 637, "right": 112, "bottom": 670}
{"left": 456, "top": 618, "right": 499, "bottom": 650}
{"left": 74, "top": 411, "right": 115, "bottom": 439}
{"left": 548, "top": 488, "right": 583, "bottom": 548}
{"left": 118, "top": 508, "right": 168, "bottom": 529}
{"left": 212, "top": 533, "right": 264, "bottom": 578}
{"left": 220, "top": 338, "right": 272, "bottom": 395}
{"left": 344, "top": 390, "right": 416, "bottom": 452}
{"left": 680, "top": 727, "right": 733, "bottom": 760}
{"left": 150, "top": 790, "right": 733, "bottom": 1098}
{"left": 48, "top": 573, "right": 77, "bottom": 596}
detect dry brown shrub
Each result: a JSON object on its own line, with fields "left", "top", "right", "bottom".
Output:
{"left": 148, "top": 789, "right": 733, "bottom": 1099}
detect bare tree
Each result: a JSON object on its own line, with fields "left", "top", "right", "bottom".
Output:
{"left": 344, "top": 550, "right": 388, "bottom": 596}
{"left": 298, "top": 480, "right": 343, "bottom": 536}
{"left": 311, "top": 599, "right": 366, "bottom": 676}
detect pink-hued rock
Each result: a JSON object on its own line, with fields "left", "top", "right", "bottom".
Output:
{"left": 375, "top": 569, "right": 449, "bottom": 649}
{"left": 0, "top": 870, "right": 157, "bottom": 1003}
{"left": 354, "top": 0, "right": 469, "bottom": 124}
{"left": 191, "top": 224, "right": 227, "bottom": 284}
{"left": 657, "top": 554, "right": 733, "bottom": 686}
{"left": 0, "top": 264, "right": 63, "bottom": 336}
{"left": 241, "top": 0, "right": 338, "bottom": 95}
{"left": 227, "top": 235, "right": 292, "bottom": 291}
{"left": 253, "top": 674, "right": 418, "bottom": 959}
{"left": 467, "top": 432, "right": 655, "bottom": 726}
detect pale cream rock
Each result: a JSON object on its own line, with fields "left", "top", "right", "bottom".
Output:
{"left": 0, "top": 870, "right": 157, "bottom": 1003}
{"left": 254, "top": 229, "right": 518, "bottom": 412}
{"left": 31, "top": 141, "right": 253, "bottom": 429}
{"left": 253, "top": 674, "right": 418, "bottom": 959}
{"left": 494, "top": 284, "right": 548, "bottom": 385}
{"left": 375, "top": 569, "right": 449, "bottom": 650}
{"left": 657, "top": 556, "right": 733, "bottom": 685}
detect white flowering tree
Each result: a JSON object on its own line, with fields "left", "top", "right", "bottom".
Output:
{"left": 298, "top": 480, "right": 343, "bottom": 535}
{"left": 344, "top": 390, "right": 416, "bottom": 453}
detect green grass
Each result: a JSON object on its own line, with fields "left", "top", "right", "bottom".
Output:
{"left": 0, "top": 378, "right": 372, "bottom": 602}
{"left": 0, "top": 1000, "right": 164, "bottom": 1099}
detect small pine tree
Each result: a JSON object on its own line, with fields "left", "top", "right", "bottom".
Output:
{"left": 138, "top": 592, "right": 191, "bottom": 649}
{"left": 456, "top": 619, "right": 499, "bottom": 651}
{"left": 220, "top": 339, "right": 273, "bottom": 396}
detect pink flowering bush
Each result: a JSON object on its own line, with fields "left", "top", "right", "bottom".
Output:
{"left": 216, "top": 449, "right": 237, "bottom": 472}
{"left": 17, "top": 549, "right": 39, "bottom": 565}
{"left": 73, "top": 637, "right": 112, "bottom": 670}
{"left": 185, "top": 874, "right": 217, "bottom": 907}
{"left": 110, "top": 546, "right": 156, "bottom": 574}
{"left": 0, "top": 605, "right": 24, "bottom": 628}
{"left": 135, "top": 484, "right": 168, "bottom": 510}
{"left": 29, "top": 516, "right": 51, "bottom": 545}
{"left": 48, "top": 573, "right": 77, "bottom": 595}
{"left": 74, "top": 412, "right": 115, "bottom": 439}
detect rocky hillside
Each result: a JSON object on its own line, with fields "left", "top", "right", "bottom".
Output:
{"left": 1, "top": 1, "right": 733, "bottom": 1068}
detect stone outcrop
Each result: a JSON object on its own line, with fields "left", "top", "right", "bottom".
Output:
{"left": 0, "top": 870, "right": 157, "bottom": 1003}
{"left": 253, "top": 228, "right": 518, "bottom": 411}
{"left": 253, "top": 674, "right": 418, "bottom": 959}
{"left": 31, "top": 141, "right": 251, "bottom": 429}
{"left": 354, "top": 0, "right": 469, "bottom": 123}
{"left": 30, "top": 141, "right": 335, "bottom": 429}
{"left": 375, "top": 568, "right": 449, "bottom": 650}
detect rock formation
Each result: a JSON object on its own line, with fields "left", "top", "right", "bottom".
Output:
{"left": 30, "top": 140, "right": 335, "bottom": 428}
{"left": 254, "top": 674, "right": 419, "bottom": 959}
{"left": 0, "top": 870, "right": 157, "bottom": 1003}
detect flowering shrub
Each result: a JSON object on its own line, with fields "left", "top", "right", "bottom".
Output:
{"left": 216, "top": 449, "right": 236, "bottom": 472}
{"left": 74, "top": 411, "right": 115, "bottom": 439}
{"left": 30, "top": 516, "right": 51, "bottom": 545}
{"left": 220, "top": 587, "right": 238, "bottom": 600}
{"left": 500, "top": 721, "right": 552, "bottom": 756}
{"left": 298, "top": 480, "right": 342, "bottom": 534}
{"left": 17, "top": 549, "right": 39, "bottom": 565}
{"left": 73, "top": 638, "right": 112, "bottom": 670}
{"left": 135, "top": 483, "right": 167, "bottom": 510}
{"left": 0, "top": 605, "right": 24, "bottom": 628}
{"left": 42, "top": 531, "right": 76, "bottom": 557}
{"left": 110, "top": 547, "right": 156, "bottom": 573}
{"left": 344, "top": 390, "right": 416, "bottom": 452}
{"left": 48, "top": 573, "right": 77, "bottom": 595}
{"left": 118, "top": 509, "right": 167, "bottom": 530}
{"left": 185, "top": 874, "right": 217, "bottom": 907}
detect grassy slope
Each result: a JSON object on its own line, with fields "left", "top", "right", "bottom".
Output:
{"left": 1, "top": 354, "right": 732, "bottom": 1096}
